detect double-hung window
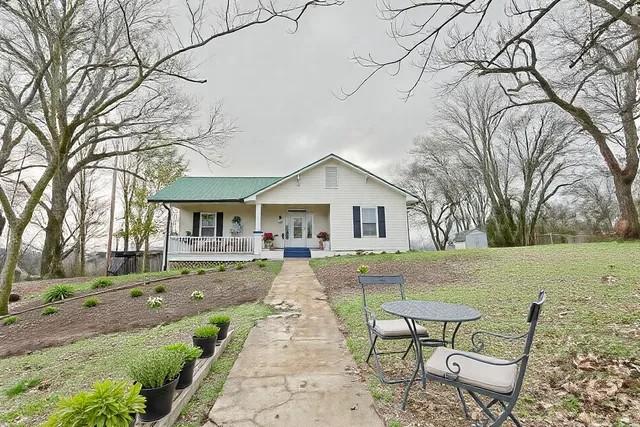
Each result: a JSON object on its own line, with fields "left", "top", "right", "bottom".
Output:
{"left": 361, "top": 207, "right": 377, "bottom": 237}
{"left": 200, "top": 213, "right": 217, "bottom": 237}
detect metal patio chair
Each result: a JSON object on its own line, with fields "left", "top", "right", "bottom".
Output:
{"left": 422, "top": 290, "right": 546, "bottom": 426}
{"left": 359, "top": 274, "right": 432, "bottom": 384}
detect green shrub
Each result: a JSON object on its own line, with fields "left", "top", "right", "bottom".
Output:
{"left": 197, "top": 269, "right": 206, "bottom": 275}
{"left": 83, "top": 297, "right": 99, "bottom": 308}
{"left": 91, "top": 278, "right": 113, "bottom": 289}
{"left": 5, "top": 378, "right": 41, "bottom": 398}
{"left": 43, "top": 284, "right": 74, "bottom": 303}
{"left": 164, "top": 343, "right": 203, "bottom": 362}
{"left": 234, "top": 262, "right": 245, "bottom": 270}
{"left": 180, "top": 268, "right": 190, "bottom": 275}
{"left": 128, "top": 349, "right": 184, "bottom": 389}
{"left": 209, "top": 313, "right": 230, "bottom": 326}
{"left": 130, "top": 288, "right": 143, "bottom": 298}
{"left": 2, "top": 315, "right": 17, "bottom": 326}
{"left": 217, "top": 264, "right": 226, "bottom": 272}
{"left": 256, "top": 261, "right": 267, "bottom": 268}
{"left": 154, "top": 284, "right": 166, "bottom": 293}
{"left": 42, "top": 306, "right": 59, "bottom": 316}
{"left": 146, "top": 296, "right": 164, "bottom": 309}
{"left": 44, "top": 379, "right": 145, "bottom": 427}
{"left": 356, "top": 265, "right": 370, "bottom": 274}
{"left": 193, "top": 325, "right": 219, "bottom": 338}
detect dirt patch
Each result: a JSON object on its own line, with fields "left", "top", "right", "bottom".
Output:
{"left": 314, "top": 258, "right": 473, "bottom": 299}
{"left": 0, "top": 266, "right": 274, "bottom": 357}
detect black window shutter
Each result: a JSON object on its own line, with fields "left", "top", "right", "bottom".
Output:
{"left": 377, "top": 206, "right": 386, "bottom": 238}
{"left": 192, "top": 212, "right": 200, "bottom": 236}
{"left": 216, "top": 212, "right": 224, "bottom": 237}
{"left": 353, "top": 206, "right": 361, "bottom": 238}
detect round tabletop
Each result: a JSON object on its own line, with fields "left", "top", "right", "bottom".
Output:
{"left": 381, "top": 300, "right": 481, "bottom": 323}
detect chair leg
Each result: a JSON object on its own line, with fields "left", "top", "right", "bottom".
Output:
{"left": 400, "top": 359, "right": 421, "bottom": 410}
{"left": 401, "top": 341, "right": 413, "bottom": 360}
{"left": 366, "top": 335, "right": 377, "bottom": 364}
{"left": 456, "top": 388, "right": 470, "bottom": 419}
{"left": 498, "top": 400, "right": 522, "bottom": 427}
{"left": 468, "top": 391, "right": 497, "bottom": 422}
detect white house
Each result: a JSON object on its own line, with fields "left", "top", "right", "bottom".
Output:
{"left": 149, "top": 154, "right": 417, "bottom": 268}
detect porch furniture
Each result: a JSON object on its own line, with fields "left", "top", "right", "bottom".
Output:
{"left": 423, "top": 290, "right": 546, "bottom": 426}
{"left": 359, "top": 275, "right": 431, "bottom": 385}
{"left": 381, "top": 300, "right": 481, "bottom": 410}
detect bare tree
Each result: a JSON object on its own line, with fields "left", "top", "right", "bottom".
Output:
{"left": 350, "top": 0, "right": 640, "bottom": 238}
{"left": 0, "top": 0, "right": 340, "bottom": 314}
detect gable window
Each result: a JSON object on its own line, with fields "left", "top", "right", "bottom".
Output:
{"left": 200, "top": 213, "right": 217, "bottom": 237}
{"left": 325, "top": 166, "right": 338, "bottom": 188}
{"left": 361, "top": 207, "right": 377, "bottom": 237}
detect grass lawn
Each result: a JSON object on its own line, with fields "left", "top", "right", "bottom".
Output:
{"left": 0, "top": 302, "right": 273, "bottom": 426}
{"left": 311, "top": 242, "right": 640, "bottom": 426}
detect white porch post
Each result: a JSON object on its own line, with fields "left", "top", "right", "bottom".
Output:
{"left": 253, "top": 203, "right": 262, "bottom": 256}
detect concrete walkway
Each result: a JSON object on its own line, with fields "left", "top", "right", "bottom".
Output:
{"left": 206, "top": 260, "right": 384, "bottom": 427}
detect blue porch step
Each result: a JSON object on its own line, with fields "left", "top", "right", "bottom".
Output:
{"left": 284, "top": 247, "right": 311, "bottom": 258}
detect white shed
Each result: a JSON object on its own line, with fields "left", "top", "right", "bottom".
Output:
{"left": 453, "top": 228, "right": 488, "bottom": 249}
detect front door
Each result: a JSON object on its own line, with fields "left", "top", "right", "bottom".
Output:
{"left": 285, "top": 212, "right": 307, "bottom": 247}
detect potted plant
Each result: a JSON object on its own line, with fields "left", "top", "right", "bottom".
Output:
{"left": 192, "top": 325, "right": 220, "bottom": 358}
{"left": 317, "top": 231, "right": 330, "bottom": 250}
{"left": 45, "top": 379, "right": 146, "bottom": 427}
{"left": 262, "top": 232, "right": 274, "bottom": 250}
{"left": 128, "top": 349, "right": 184, "bottom": 422}
{"left": 164, "top": 343, "right": 203, "bottom": 389}
{"left": 209, "top": 314, "right": 231, "bottom": 340}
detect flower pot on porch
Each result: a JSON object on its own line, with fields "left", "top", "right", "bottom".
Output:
{"left": 138, "top": 377, "right": 179, "bottom": 422}
{"left": 323, "top": 241, "right": 331, "bottom": 251}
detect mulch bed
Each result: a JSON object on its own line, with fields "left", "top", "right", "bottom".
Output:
{"left": 0, "top": 266, "right": 274, "bottom": 358}
{"left": 313, "top": 258, "right": 473, "bottom": 300}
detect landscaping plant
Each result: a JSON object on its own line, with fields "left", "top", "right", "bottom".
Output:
{"left": 192, "top": 325, "right": 220, "bottom": 358}
{"left": 256, "top": 260, "right": 267, "bottom": 268}
{"left": 209, "top": 313, "right": 231, "bottom": 340}
{"left": 91, "top": 278, "right": 113, "bottom": 289}
{"left": 44, "top": 379, "right": 145, "bottom": 427}
{"left": 147, "top": 297, "right": 164, "bottom": 309}
{"left": 83, "top": 297, "right": 99, "bottom": 308}
{"left": 197, "top": 268, "right": 206, "bottom": 275}
{"left": 234, "top": 262, "right": 245, "bottom": 270}
{"left": 190, "top": 290, "right": 204, "bottom": 300}
{"left": 217, "top": 264, "right": 226, "bottom": 272}
{"left": 180, "top": 268, "right": 190, "bottom": 275}
{"left": 2, "top": 315, "right": 17, "bottom": 326}
{"left": 164, "top": 342, "right": 204, "bottom": 389}
{"left": 128, "top": 349, "right": 184, "bottom": 422}
{"left": 154, "top": 284, "right": 166, "bottom": 293}
{"left": 43, "top": 284, "right": 74, "bottom": 303}
{"left": 42, "top": 306, "right": 59, "bottom": 316}
{"left": 130, "top": 288, "right": 144, "bottom": 298}
{"left": 356, "top": 265, "right": 370, "bottom": 274}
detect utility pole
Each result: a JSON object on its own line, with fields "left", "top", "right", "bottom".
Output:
{"left": 106, "top": 155, "right": 118, "bottom": 275}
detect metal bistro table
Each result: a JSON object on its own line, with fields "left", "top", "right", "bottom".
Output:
{"left": 381, "top": 300, "right": 481, "bottom": 410}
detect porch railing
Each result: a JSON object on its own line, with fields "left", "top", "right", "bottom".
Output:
{"left": 168, "top": 236, "right": 254, "bottom": 254}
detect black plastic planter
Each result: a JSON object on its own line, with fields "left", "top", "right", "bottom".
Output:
{"left": 176, "top": 359, "right": 196, "bottom": 389}
{"left": 138, "top": 377, "right": 179, "bottom": 422}
{"left": 193, "top": 335, "right": 217, "bottom": 358}
{"left": 215, "top": 323, "right": 230, "bottom": 341}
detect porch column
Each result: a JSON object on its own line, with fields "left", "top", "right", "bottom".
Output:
{"left": 253, "top": 203, "right": 262, "bottom": 256}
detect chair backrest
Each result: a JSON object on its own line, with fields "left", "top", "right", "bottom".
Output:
{"left": 358, "top": 275, "right": 406, "bottom": 309}
{"left": 512, "top": 290, "right": 546, "bottom": 397}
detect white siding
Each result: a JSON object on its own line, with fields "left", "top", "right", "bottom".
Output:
{"left": 255, "top": 160, "right": 410, "bottom": 251}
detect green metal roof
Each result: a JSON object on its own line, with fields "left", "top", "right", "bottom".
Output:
{"left": 148, "top": 176, "right": 281, "bottom": 202}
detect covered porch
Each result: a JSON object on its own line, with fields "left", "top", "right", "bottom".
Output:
{"left": 166, "top": 202, "right": 331, "bottom": 264}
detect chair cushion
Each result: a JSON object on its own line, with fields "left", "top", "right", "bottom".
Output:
{"left": 425, "top": 347, "right": 518, "bottom": 394}
{"left": 370, "top": 319, "right": 428, "bottom": 338}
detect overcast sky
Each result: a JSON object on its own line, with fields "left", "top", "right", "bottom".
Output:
{"left": 182, "top": 1, "right": 439, "bottom": 180}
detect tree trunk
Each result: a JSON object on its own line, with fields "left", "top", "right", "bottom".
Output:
{"left": 40, "top": 175, "right": 69, "bottom": 278}
{"left": 0, "top": 229, "right": 21, "bottom": 315}
{"left": 612, "top": 175, "right": 640, "bottom": 238}
{"left": 143, "top": 236, "right": 150, "bottom": 272}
